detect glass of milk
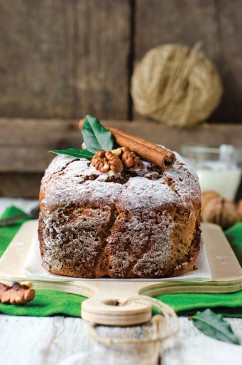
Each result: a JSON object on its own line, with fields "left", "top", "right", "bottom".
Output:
{"left": 181, "top": 145, "right": 242, "bottom": 201}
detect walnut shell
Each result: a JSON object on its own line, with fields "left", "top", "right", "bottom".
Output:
{"left": 202, "top": 196, "right": 238, "bottom": 229}
{"left": 201, "top": 191, "right": 221, "bottom": 210}
{"left": 237, "top": 199, "right": 242, "bottom": 221}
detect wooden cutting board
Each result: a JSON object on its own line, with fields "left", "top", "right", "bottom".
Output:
{"left": 0, "top": 221, "right": 242, "bottom": 326}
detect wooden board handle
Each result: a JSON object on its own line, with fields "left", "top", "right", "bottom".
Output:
{"left": 81, "top": 284, "right": 152, "bottom": 326}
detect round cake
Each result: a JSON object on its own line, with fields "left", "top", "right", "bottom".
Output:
{"left": 38, "top": 152, "right": 201, "bottom": 278}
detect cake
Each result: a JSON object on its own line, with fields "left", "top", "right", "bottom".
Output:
{"left": 38, "top": 150, "right": 201, "bottom": 278}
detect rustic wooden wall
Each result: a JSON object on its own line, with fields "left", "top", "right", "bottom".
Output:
{"left": 0, "top": 0, "right": 130, "bottom": 119}
{"left": 1, "top": 0, "right": 242, "bottom": 121}
{"left": 0, "top": 0, "right": 242, "bottom": 197}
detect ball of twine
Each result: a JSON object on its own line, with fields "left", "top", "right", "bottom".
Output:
{"left": 131, "top": 43, "right": 223, "bottom": 127}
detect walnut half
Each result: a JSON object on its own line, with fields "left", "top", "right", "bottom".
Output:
{"left": 0, "top": 281, "right": 35, "bottom": 305}
{"left": 91, "top": 150, "right": 124, "bottom": 176}
{"left": 120, "top": 147, "right": 143, "bottom": 170}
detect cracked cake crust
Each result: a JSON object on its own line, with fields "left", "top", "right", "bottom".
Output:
{"left": 38, "top": 152, "right": 201, "bottom": 278}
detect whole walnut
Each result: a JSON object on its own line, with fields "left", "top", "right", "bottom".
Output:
{"left": 201, "top": 191, "right": 221, "bottom": 210}
{"left": 237, "top": 199, "right": 242, "bottom": 221}
{"left": 202, "top": 195, "right": 238, "bottom": 229}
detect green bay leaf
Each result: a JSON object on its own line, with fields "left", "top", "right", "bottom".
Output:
{"left": 82, "top": 114, "right": 113, "bottom": 153}
{"left": 192, "top": 309, "right": 240, "bottom": 345}
{"left": 51, "top": 148, "right": 93, "bottom": 160}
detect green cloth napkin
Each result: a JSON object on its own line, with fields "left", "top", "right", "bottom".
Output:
{"left": 0, "top": 206, "right": 29, "bottom": 256}
{"left": 225, "top": 223, "right": 242, "bottom": 266}
{"left": 1, "top": 205, "right": 242, "bottom": 318}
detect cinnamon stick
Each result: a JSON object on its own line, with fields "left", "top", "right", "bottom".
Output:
{"left": 79, "top": 119, "right": 176, "bottom": 170}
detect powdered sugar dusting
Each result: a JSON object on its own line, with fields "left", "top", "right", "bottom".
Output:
{"left": 164, "top": 152, "right": 201, "bottom": 202}
{"left": 119, "top": 177, "right": 179, "bottom": 210}
{"left": 44, "top": 155, "right": 78, "bottom": 176}
{"left": 41, "top": 152, "right": 200, "bottom": 210}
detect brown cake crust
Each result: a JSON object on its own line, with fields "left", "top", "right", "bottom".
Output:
{"left": 38, "top": 152, "right": 201, "bottom": 278}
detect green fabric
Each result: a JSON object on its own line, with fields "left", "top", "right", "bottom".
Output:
{"left": 155, "top": 291, "right": 242, "bottom": 318}
{"left": 0, "top": 206, "right": 29, "bottom": 256}
{"left": 1, "top": 206, "right": 242, "bottom": 318}
{"left": 225, "top": 223, "right": 242, "bottom": 266}
{"left": 0, "top": 288, "right": 85, "bottom": 317}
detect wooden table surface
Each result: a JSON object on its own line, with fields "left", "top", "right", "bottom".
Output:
{"left": 0, "top": 198, "right": 242, "bottom": 365}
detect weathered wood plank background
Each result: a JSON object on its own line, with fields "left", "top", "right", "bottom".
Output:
{"left": 0, "top": 0, "right": 130, "bottom": 119}
{"left": 0, "top": 0, "right": 242, "bottom": 197}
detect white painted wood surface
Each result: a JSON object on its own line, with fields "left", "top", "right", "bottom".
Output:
{"left": 0, "top": 315, "right": 242, "bottom": 365}
{"left": 1, "top": 199, "right": 242, "bottom": 365}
